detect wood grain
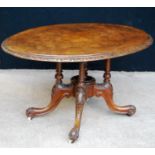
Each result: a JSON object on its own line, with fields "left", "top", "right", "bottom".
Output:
{"left": 1, "top": 23, "right": 153, "bottom": 62}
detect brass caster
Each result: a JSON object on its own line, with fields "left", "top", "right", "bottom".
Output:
{"left": 26, "top": 107, "right": 35, "bottom": 119}
{"left": 68, "top": 127, "right": 79, "bottom": 143}
{"left": 68, "top": 139, "right": 75, "bottom": 144}
{"left": 127, "top": 105, "right": 136, "bottom": 116}
{"left": 27, "top": 117, "right": 32, "bottom": 121}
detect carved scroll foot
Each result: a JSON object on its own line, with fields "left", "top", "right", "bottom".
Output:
{"left": 26, "top": 84, "right": 72, "bottom": 120}
{"left": 104, "top": 88, "right": 136, "bottom": 116}
{"left": 126, "top": 105, "right": 136, "bottom": 116}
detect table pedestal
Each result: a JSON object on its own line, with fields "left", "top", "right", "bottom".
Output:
{"left": 26, "top": 60, "right": 136, "bottom": 143}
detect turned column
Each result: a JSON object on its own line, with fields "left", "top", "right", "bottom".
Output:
{"left": 55, "top": 63, "right": 63, "bottom": 84}
{"left": 104, "top": 59, "right": 111, "bottom": 83}
{"left": 79, "top": 62, "right": 86, "bottom": 83}
{"left": 84, "top": 62, "right": 88, "bottom": 77}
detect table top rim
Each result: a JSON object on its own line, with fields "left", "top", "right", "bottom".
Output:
{"left": 1, "top": 37, "right": 153, "bottom": 62}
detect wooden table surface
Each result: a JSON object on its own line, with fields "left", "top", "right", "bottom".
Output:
{"left": 1, "top": 23, "right": 153, "bottom": 62}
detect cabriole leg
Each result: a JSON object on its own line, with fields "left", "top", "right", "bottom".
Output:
{"left": 95, "top": 59, "right": 136, "bottom": 116}
{"left": 69, "top": 62, "right": 86, "bottom": 143}
{"left": 26, "top": 63, "right": 73, "bottom": 119}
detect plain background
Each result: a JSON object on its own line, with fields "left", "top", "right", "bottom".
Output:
{"left": 0, "top": 7, "right": 154, "bottom": 71}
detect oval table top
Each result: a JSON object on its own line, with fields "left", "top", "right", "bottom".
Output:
{"left": 1, "top": 23, "right": 153, "bottom": 62}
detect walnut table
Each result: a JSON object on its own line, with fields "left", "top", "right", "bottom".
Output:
{"left": 1, "top": 23, "right": 153, "bottom": 143}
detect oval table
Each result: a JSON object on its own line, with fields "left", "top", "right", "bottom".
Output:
{"left": 1, "top": 23, "right": 153, "bottom": 143}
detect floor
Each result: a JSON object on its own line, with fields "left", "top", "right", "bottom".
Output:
{"left": 0, "top": 69, "right": 155, "bottom": 147}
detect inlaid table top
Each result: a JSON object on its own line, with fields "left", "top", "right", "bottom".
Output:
{"left": 1, "top": 23, "right": 153, "bottom": 62}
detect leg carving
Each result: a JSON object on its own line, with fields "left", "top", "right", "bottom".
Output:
{"left": 69, "top": 87, "right": 86, "bottom": 143}
{"left": 69, "top": 62, "right": 86, "bottom": 143}
{"left": 26, "top": 84, "right": 73, "bottom": 119}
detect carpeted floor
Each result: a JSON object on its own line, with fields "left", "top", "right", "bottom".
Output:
{"left": 0, "top": 69, "right": 155, "bottom": 147}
